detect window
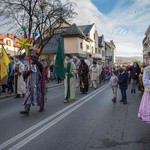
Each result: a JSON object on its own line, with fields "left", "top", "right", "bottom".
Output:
{"left": 6, "top": 40, "right": 11, "bottom": 46}
{"left": 80, "top": 42, "right": 83, "bottom": 49}
{"left": 95, "top": 48, "right": 97, "bottom": 53}
{"left": 86, "top": 45, "right": 89, "bottom": 50}
{"left": 99, "top": 49, "right": 101, "bottom": 54}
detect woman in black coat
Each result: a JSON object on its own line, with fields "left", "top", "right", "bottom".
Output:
{"left": 128, "top": 62, "right": 141, "bottom": 93}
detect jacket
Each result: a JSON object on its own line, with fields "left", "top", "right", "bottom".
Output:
{"left": 118, "top": 71, "right": 128, "bottom": 89}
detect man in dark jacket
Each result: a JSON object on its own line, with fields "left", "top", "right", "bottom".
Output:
{"left": 118, "top": 67, "right": 128, "bottom": 104}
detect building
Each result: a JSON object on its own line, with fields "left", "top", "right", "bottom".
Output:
{"left": 62, "top": 23, "right": 99, "bottom": 58}
{"left": 105, "top": 40, "right": 116, "bottom": 66}
{"left": 42, "top": 21, "right": 100, "bottom": 64}
{"left": 0, "top": 33, "right": 20, "bottom": 56}
{"left": 98, "top": 35, "right": 105, "bottom": 63}
{"left": 143, "top": 24, "right": 150, "bottom": 62}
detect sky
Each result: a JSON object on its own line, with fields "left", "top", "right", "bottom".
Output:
{"left": 62, "top": 0, "right": 150, "bottom": 57}
{"left": 0, "top": 0, "right": 150, "bottom": 57}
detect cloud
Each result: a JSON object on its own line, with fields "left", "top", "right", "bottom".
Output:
{"left": 62, "top": 0, "right": 150, "bottom": 57}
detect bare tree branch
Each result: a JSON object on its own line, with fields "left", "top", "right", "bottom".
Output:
{"left": 0, "top": 0, "right": 77, "bottom": 53}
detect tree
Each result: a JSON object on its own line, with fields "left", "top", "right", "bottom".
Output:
{"left": 0, "top": 0, "right": 77, "bottom": 53}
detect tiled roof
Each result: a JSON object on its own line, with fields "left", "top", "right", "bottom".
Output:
{"left": 0, "top": 33, "right": 21, "bottom": 48}
{"left": 0, "top": 34, "right": 7, "bottom": 40}
{"left": 42, "top": 35, "right": 64, "bottom": 54}
{"left": 63, "top": 23, "right": 85, "bottom": 38}
{"left": 98, "top": 35, "right": 104, "bottom": 47}
{"left": 143, "top": 36, "right": 147, "bottom": 44}
{"left": 98, "top": 36, "right": 103, "bottom": 44}
{"left": 145, "top": 24, "right": 150, "bottom": 36}
{"left": 105, "top": 41, "right": 111, "bottom": 48}
{"left": 78, "top": 24, "right": 94, "bottom": 35}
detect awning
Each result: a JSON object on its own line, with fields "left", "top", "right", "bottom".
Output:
{"left": 67, "top": 52, "right": 87, "bottom": 58}
{"left": 92, "top": 53, "right": 102, "bottom": 59}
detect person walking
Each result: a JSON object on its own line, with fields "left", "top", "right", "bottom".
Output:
{"left": 110, "top": 70, "right": 118, "bottom": 103}
{"left": 14, "top": 55, "right": 26, "bottom": 98}
{"left": 118, "top": 67, "right": 128, "bottom": 104}
{"left": 90, "top": 61, "right": 99, "bottom": 89}
{"left": 128, "top": 61, "right": 141, "bottom": 93}
{"left": 7, "top": 56, "right": 15, "bottom": 94}
{"left": 64, "top": 54, "right": 76, "bottom": 103}
{"left": 78, "top": 59, "right": 89, "bottom": 94}
{"left": 138, "top": 62, "right": 150, "bottom": 123}
{"left": 20, "top": 53, "right": 46, "bottom": 115}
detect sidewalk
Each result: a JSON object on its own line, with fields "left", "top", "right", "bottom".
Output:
{"left": 0, "top": 80, "right": 63, "bottom": 100}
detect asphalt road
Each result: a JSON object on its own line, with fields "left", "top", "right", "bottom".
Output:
{"left": 0, "top": 83, "right": 150, "bottom": 150}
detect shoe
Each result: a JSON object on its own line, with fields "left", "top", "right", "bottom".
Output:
{"left": 113, "top": 98, "right": 116, "bottom": 103}
{"left": 134, "top": 90, "right": 136, "bottom": 93}
{"left": 120, "top": 99, "right": 124, "bottom": 102}
{"left": 131, "top": 89, "right": 133, "bottom": 93}
{"left": 39, "top": 107, "right": 44, "bottom": 112}
{"left": 15, "top": 94, "right": 20, "bottom": 98}
{"left": 20, "top": 111, "right": 29, "bottom": 115}
{"left": 64, "top": 100, "right": 68, "bottom": 103}
{"left": 112, "top": 98, "right": 114, "bottom": 101}
{"left": 123, "top": 101, "right": 127, "bottom": 104}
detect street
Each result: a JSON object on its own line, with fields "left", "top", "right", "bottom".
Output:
{"left": 0, "top": 83, "right": 150, "bottom": 150}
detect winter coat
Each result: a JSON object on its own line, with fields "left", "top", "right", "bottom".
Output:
{"left": 129, "top": 66, "right": 140, "bottom": 79}
{"left": 118, "top": 71, "right": 128, "bottom": 89}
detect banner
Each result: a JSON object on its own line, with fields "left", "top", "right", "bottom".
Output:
{"left": 0, "top": 46, "right": 10, "bottom": 80}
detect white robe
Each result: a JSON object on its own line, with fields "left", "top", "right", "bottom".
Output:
{"left": 15, "top": 62, "right": 26, "bottom": 95}
{"left": 64, "top": 61, "right": 76, "bottom": 100}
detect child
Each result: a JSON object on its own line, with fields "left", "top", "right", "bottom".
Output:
{"left": 110, "top": 70, "right": 118, "bottom": 103}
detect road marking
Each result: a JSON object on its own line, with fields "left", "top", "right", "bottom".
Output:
{"left": 0, "top": 84, "right": 109, "bottom": 150}
{"left": 8, "top": 85, "right": 108, "bottom": 150}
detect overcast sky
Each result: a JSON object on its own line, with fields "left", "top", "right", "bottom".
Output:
{"left": 62, "top": 0, "right": 150, "bottom": 57}
{"left": 0, "top": 0, "right": 150, "bottom": 57}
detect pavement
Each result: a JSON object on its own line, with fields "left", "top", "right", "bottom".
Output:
{"left": 0, "top": 82, "right": 149, "bottom": 150}
{"left": 0, "top": 80, "right": 63, "bottom": 100}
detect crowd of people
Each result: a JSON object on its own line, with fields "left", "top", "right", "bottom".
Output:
{"left": 0, "top": 53, "right": 150, "bottom": 123}
{"left": 0, "top": 52, "right": 49, "bottom": 115}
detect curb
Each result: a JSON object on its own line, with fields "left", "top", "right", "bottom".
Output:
{"left": 0, "top": 83, "right": 64, "bottom": 101}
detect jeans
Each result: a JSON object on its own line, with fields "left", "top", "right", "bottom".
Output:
{"left": 8, "top": 76, "right": 14, "bottom": 92}
{"left": 120, "top": 88, "right": 127, "bottom": 102}
{"left": 131, "top": 78, "right": 136, "bottom": 90}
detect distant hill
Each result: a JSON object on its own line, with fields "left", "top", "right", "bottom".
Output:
{"left": 116, "top": 56, "right": 143, "bottom": 64}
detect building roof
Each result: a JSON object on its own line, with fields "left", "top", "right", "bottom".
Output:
{"left": 78, "top": 24, "right": 94, "bottom": 35}
{"left": 67, "top": 52, "right": 87, "bottom": 58}
{"left": 0, "top": 33, "right": 21, "bottom": 48}
{"left": 62, "top": 23, "right": 85, "bottom": 38}
{"left": 105, "top": 41, "right": 112, "bottom": 48}
{"left": 0, "top": 34, "right": 7, "bottom": 40}
{"left": 145, "top": 24, "right": 150, "bottom": 36}
{"left": 98, "top": 35, "right": 104, "bottom": 47}
{"left": 143, "top": 36, "right": 147, "bottom": 44}
{"left": 42, "top": 35, "right": 64, "bottom": 54}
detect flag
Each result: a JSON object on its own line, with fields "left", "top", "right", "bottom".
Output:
{"left": 54, "top": 39, "right": 65, "bottom": 79}
{"left": 0, "top": 46, "right": 10, "bottom": 80}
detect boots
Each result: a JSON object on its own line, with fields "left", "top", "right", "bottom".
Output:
{"left": 20, "top": 104, "right": 30, "bottom": 115}
{"left": 39, "top": 107, "right": 44, "bottom": 112}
